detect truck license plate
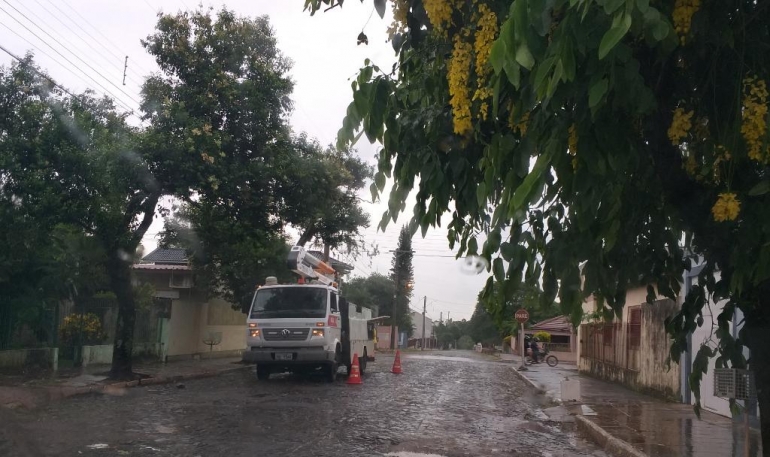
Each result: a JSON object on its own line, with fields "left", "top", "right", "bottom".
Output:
{"left": 275, "top": 352, "right": 293, "bottom": 361}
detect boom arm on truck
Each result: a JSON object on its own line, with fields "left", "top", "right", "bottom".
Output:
{"left": 286, "top": 246, "right": 338, "bottom": 286}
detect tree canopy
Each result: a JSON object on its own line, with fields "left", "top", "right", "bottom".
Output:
{"left": 1, "top": 8, "right": 371, "bottom": 377}
{"left": 146, "top": 9, "right": 371, "bottom": 312}
{"left": 306, "top": 0, "right": 770, "bottom": 442}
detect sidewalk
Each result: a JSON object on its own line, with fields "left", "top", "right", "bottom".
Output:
{"left": 0, "top": 357, "right": 247, "bottom": 410}
{"left": 508, "top": 360, "right": 763, "bottom": 457}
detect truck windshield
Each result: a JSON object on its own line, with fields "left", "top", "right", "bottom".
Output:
{"left": 249, "top": 287, "right": 328, "bottom": 319}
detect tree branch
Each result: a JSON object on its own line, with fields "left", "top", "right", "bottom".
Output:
{"left": 130, "top": 193, "right": 160, "bottom": 247}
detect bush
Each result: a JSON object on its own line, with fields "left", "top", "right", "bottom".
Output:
{"left": 457, "top": 335, "right": 474, "bottom": 350}
{"left": 59, "top": 313, "right": 107, "bottom": 347}
{"left": 533, "top": 331, "right": 552, "bottom": 342}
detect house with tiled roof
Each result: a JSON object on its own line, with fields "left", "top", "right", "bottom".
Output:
{"left": 129, "top": 247, "right": 355, "bottom": 362}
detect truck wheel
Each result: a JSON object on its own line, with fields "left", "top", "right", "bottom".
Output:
{"left": 256, "top": 365, "right": 270, "bottom": 381}
{"left": 325, "top": 362, "right": 338, "bottom": 382}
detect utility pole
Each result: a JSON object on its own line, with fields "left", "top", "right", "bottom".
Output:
{"left": 421, "top": 296, "right": 427, "bottom": 351}
{"left": 390, "top": 265, "right": 399, "bottom": 350}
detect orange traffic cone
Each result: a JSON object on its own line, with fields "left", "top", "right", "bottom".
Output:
{"left": 347, "top": 353, "right": 362, "bottom": 385}
{"left": 391, "top": 349, "right": 403, "bottom": 374}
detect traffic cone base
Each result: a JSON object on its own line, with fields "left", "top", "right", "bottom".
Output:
{"left": 392, "top": 349, "right": 403, "bottom": 374}
{"left": 347, "top": 353, "right": 362, "bottom": 385}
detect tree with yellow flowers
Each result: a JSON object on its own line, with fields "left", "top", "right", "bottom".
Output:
{"left": 305, "top": 0, "right": 770, "bottom": 444}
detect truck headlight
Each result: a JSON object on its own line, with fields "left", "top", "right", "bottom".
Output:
{"left": 311, "top": 329, "right": 324, "bottom": 337}
{"left": 250, "top": 329, "right": 261, "bottom": 337}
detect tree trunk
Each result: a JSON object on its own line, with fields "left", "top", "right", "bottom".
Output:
{"left": 745, "top": 302, "right": 770, "bottom": 454}
{"left": 107, "top": 256, "right": 136, "bottom": 380}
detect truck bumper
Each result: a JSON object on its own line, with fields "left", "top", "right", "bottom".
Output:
{"left": 243, "top": 347, "right": 335, "bottom": 366}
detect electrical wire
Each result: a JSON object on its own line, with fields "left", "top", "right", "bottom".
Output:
{"left": 0, "top": 41, "right": 78, "bottom": 99}
{"left": 30, "top": 0, "right": 144, "bottom": 87}
{"left": 51, "top": 0, "right": 154, "bottom": 78}
{"left": 0, "top": 0, "right": 143, "bottom": 108}
{"left": 0, "top": 22, "right": 139, "bottom": 117}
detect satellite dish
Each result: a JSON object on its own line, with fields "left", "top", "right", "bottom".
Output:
{"left": 460, "top": 255, "right": 488, "bottom": 275}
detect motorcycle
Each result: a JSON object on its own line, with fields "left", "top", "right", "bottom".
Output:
{"left": 525, "top": 346, "right": 559, "bottom": 367}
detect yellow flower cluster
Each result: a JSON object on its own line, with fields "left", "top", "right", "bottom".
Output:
{"left": 711, "top": 192, "right": 740, "bottom": 222}
{"left": 473, "top": 4, "right": 498, "bottom": 80}
{"left": 684, "top": 154, "right": 698, "bottom": 177}
{"left": 568, "top": 124, "right": 578, "bottom": 156}
{"left": 387, "top": 0, "right": 409, "bottom": 39}
{"left": 711, "top": 145, "right": 732, "bottom": 183}
{"left": 672, "top": 0, "right": 700, "bottom": 45}
{"left": 448, "top": 32, "right": 473, "bottom": 135}
{"left": 60, "top": 313, "right": 106, "bottom": 345}
{"left": 509, "top": 111, "right": 529, "bottom": 137}
{"left": 423, "top": 0, "right": 454, "bottom": 35}
{"left": 668, "top": 107, "right": 694, "bottom": 145}
{"left": 741, "top": 76, "right": 769, "bottom": 162}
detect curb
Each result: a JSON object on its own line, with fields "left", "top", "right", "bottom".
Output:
{"left": 575, "top": 416, "right": 647, "bottom": 457}
{"left": 509, "top": 365, "right": 545, "bottom": 394}
{"left": 51, "top": 365, "right": 250, "bottom": 401}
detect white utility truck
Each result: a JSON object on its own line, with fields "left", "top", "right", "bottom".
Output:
{"left": 243, "top": 246, "right": 375, "bottom": 381}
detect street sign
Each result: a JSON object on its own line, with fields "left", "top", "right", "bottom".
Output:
{"left": 514, "top": 309, "right": 529, "bottom": 323}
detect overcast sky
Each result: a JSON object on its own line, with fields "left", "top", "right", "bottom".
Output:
{"left": 0, "top": 0, "right": 489, "bottom": 320}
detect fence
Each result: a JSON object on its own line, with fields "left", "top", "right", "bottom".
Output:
{"left": 580, "top": 322, "right": 641, "bottom": 372}
{"left": 0, "top": 297, "right": 59, "bottom": 351}
{"left": 545, "top": 342, "right": 572, "bottom": 353}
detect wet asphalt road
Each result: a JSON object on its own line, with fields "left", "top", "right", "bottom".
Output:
{"left": 1, "top": 351, "right": 605, "bottom": 457}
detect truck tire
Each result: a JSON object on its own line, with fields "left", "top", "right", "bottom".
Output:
{"left": 325, "top": 362, "right": 338, "bottom": 382}
{"left": 256, "top": 365, "right": 270, "bottom": 381}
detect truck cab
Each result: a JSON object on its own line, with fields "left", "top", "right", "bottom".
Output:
{"left": 242, "top": 247, "right": 374, "bottom": 381}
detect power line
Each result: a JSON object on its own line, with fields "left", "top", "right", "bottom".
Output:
{"left": 0, "top": 0, "right": 143, "bottom": 109}
{"left": 0, "top": 22, "right": 139, "bottom": 117}
{"left": 49, "top": 0, "right": 154, "bottom": 78}
{"left": 0, "top": 41, "right": 78, "bottom": 98}
{"left": 30, "top": 0, "right": 144, "bottom": 87}
{"left": 142, "top": 0, "right": 160, "bottom": 15}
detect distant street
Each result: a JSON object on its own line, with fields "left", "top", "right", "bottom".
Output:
{"left": 1, "top": 351, "right": 604, "bottom": 457}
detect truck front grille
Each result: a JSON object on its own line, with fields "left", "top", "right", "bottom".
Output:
{"left": 262, "top": 328, "right": 310, "bottom": 341}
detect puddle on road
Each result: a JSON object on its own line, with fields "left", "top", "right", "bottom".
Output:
{"left": 386, "top": 453, "right": 447, "bottom": 457}
{"left": 404, "top": 355, "right": 496, "bottom": 364}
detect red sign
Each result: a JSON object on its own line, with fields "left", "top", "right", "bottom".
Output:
{"left": 327, "top": 315, "right": 338, "bottom": 327}
{"left": 514, "top": 309, "right": 529, "bottom": 324}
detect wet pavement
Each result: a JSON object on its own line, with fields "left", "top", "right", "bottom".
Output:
{"left": 513, "top": 363, "right": 763, "bottom": 456}
{"left": 0, "top": 351, "right": 606, "bottom": 457}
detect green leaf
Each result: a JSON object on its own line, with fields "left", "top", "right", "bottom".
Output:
{"left": 589, "top": 78, "right": 609, "bottom": 108}
{"left": 533, "top": 56, "right": 556, "bottom": 96}
{"left": 503, "top": 58, "right": 522, "bottom": 89}
{"left": 561, "top": 43, "right": 576, "bottom": 81}
{"left": 511, "top": 153, "right": 550, "bottom": 211}
{"left": 652, "top": 20, "right": 670, "bottom": 42}
{"left": 488, "top": 230, "right": 502, "bottom": 253}
{"left": 370, "top": 182, "right": 379, "bottom": 202}
{"left": 515, "top": 44, "right": 535, "bottom": 70}
{"left": 603, "top": 0, "right": 626, "bottom": 15}
{"left": 477, "top": 181, "right": 487, "bottom": 207}
{"left": 749, "top": 180, "right": 770, "bottom": 196}
{"left": 490, "top": 39, "right": 506, "bottom": 74}
{"left": 500, "top": 241, "right": 516, "bottom": 260}
{"left": 468, "top": 237, "right": 478, "bottom": 255}
{"left": 598, "top": 13, "right": 632, "bottom": 60}
{"left": 493, "top": 258, "right": 505, "bottom": 282}
{"left": 547, "top": 60, "right": 564, "bottom": 98}
{"left": 636, "top": 0, "right": 650, "bottom": 14}
{"left": 374, "top": 171, "right": 385, "bottom": 190}
{"left": 374, "top": 0, "right": 386, "bottom": 19}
